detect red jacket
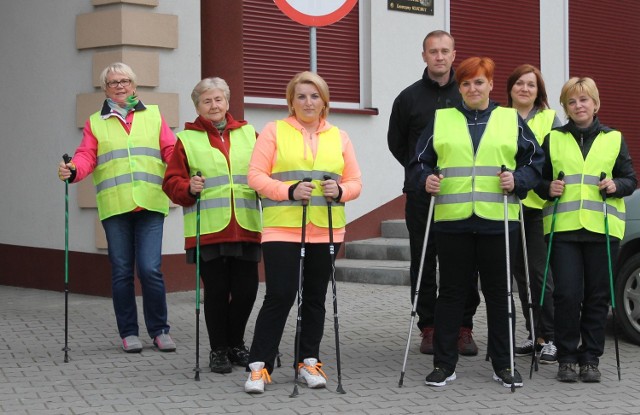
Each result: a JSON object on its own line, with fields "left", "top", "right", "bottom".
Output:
{"left": 162, "top": 113, "right": 261, "bottom": 250}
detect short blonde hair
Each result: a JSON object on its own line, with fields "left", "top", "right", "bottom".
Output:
{"left": 285, "top": 71, "right": 330, "bottom": 119}
{"left": 190, "top": 77, "right": 230, "bottom": 109}
{"left": 559, "top": 77, "right": 600, "bottom": 118}
{"left": 99, "top": 62, "right": 137, "bottom": 91}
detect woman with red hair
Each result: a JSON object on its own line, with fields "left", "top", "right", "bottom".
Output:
{"left": 412, "top": 57, "right": 544, "bottom": 388}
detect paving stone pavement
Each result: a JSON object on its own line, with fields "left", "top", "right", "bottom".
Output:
{"left": 1, "top": 282, "right": 639, "bottom": 415}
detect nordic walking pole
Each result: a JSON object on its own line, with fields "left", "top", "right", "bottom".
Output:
{"left": 600, "top": 172, "right": 622, "bottom": 381}
{"left": 501, "top": 166, "right": 516, "bottom": 393}
{"left": 291, "top": 177, "right": 312, "bottom": 398}
{"left": 398, "top": 167, "right": 439, "bottom": 387}
{"left": 540, "top": 171, "right": 564, "bottom": 307}
{"left": 518, "top": 199, "right": 538, "bottom": 378}
{"left": 324, "top": 174, "right": 346, "bottom": 394}
{"left": 62, "top": 153, "right": 72, "bottom": 363}
{"left": 194, "top": 171, "right": 202, "bottom": 381}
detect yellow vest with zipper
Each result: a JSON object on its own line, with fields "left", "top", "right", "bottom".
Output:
{"left": 90, "top": 105, "right": 169, "bottom": 220}
{"left": 522, "top": 109, "right": 556, "bottom": 209}
{"left": 433, "top": 107, "right": 520, "bottom": 222}
{"left": 180, "top": 127, "right": 261, "bottom": 237}
{"left": 542, "top": 130, "right": 625, "bottom": 239}
{"left": 261, "top": 120, "right": 345, "bottom": 228}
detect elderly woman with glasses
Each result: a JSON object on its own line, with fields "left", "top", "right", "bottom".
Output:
{"left": 57, "top": 62, "right": 177, "bottom": 354}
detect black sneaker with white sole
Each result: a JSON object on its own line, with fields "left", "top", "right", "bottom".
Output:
{"left": 539, "top": 341, "right": 557, "bottom": 364}
{"left": 493, "top": 368, "right": 523, "bottom": 388}
{"left": 425, "top": 367, "right": 456, "bottom": 387}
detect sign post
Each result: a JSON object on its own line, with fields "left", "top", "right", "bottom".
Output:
{"left": 274, "top": 0, "right": 358, "bottom": 72}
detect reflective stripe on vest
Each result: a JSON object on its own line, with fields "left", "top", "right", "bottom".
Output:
{"left": 521, "top": 109, "right": 555, "bottom": 209}
{"left": 261, "top": 120, "right": 345, "bottom": 228}
{"left": 179, "top": 126, "right": 261, "bottom": 237}
{"left": 90, "top": 105, "right": 169, "bottom": 220}
{"left": 433, "top": 107, "right": 519, "bottom": 222}
{"left": 542, "top": 130, "right": 625, "bottom": 238}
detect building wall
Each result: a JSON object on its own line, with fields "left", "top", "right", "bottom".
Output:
{"left": 2, "top": 0, "right": 616, "bottom": 295}
{"left": 0, "top": 0, "right": 200, "bottom": 255}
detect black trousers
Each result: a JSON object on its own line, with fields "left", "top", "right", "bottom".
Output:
{"left": 513, "top": 207, "right": 555, "bottom": 341}
{"left": 551, "top": 239, "right": 615, "bottom": 365}
{"left": 405, "top": 190, "right": 480, "bottom": 330}
{"left": 200, "top": 256, "right": 259, "bottom": 350}
{"left": 248, "top": 242, "right": 336, "bottom": 374}
{"left": 434, "top": 231, "right": 516, "bottom": 372}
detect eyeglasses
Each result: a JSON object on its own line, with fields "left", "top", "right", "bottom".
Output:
{"left": 106, "top": 79, "right": 132, "bottom": 88}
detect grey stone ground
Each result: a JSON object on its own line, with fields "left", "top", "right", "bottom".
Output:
{"left": 1, "top": 282, "right": 639, "bottom": 415}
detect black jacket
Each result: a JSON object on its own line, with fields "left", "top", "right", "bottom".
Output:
{"left": 535, "top": 117, "right": 637, "bottom": 242}
{"left": 387, "top": 68, "right": 461, "bottom": 192}
{"left": 410, "top": 101, "right": 544, "bottom": 234}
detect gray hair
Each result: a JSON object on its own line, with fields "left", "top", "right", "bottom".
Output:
{"left": 99, "top": 62, "right": 137, "bottom": 91}
{"left": 191, "top": 77, "right": 230, "bottom": 108}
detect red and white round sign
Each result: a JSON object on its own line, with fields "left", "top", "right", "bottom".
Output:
{"left": 274, "top": 0, "right": 358, "bottom": 27}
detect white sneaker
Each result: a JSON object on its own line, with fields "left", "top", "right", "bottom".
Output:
{"left": 245, "top": 362, "right": 271, "bottom": 394}
{"left": 122, "top": 335, "right": 143, "bottom": 353}
{"left": 298, "top": 358, "right": 327, "bottom": 389}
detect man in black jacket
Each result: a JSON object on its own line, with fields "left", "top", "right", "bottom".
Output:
{"left": 387, "top": 30, "right": 480, "bottom": 355}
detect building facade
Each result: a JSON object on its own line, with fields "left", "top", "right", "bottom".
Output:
{"left": 1, "top": 0, "right": 638, "bottom": 295}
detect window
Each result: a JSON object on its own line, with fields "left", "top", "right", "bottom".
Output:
{"left": 243, "top": 0, "right": 361, "bottom": 108}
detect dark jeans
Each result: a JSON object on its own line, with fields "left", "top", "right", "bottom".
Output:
{"left": 513, "top": 207, "right": 554, "bottom": 341}
{"left": 102, "top": 210, "right": 170, "bottom": 339}
{"left": 405, "top": 190, "right": 480, "bottom": 330}
{"left": 551, "top": 240, "right": 615, "bottom": 365}
{"left": 434, "top": 231, "right": 516, "bottom": 372}
{"left": 248, "top": 242, "right": 337, "bottom": 374}
{"left": 200, "top": 256, "right": 259, "bottom": 350}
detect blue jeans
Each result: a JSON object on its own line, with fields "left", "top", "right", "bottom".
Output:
{"left": 102, "top": 210, "right": 170, "bottom": 339}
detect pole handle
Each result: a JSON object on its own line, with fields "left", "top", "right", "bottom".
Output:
{"left": 301, "top": 177, "right": 312, "bottom": 206}
{"left": 600, "top": 171, "right": 607, "bottom": 200}
{"left": 323, "top": 174, "right": 333, "bottom": 203}
{"left": 62, "top": 154, "right": 72, "bottom": 164}
{"left": 195, "top": 171, "right": 202, "bottom": 199}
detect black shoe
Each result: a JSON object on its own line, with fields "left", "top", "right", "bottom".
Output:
{"left": 209, "top": 347, "right": 232, "bottom": 374}
{"left": 228, "top": 344, "right": 250, "bottom": 367}
{"left": 539, "top": 341, "right": 558, "bottom": 364}
{"left": 557, "top": 362, "right": 578, "bottom": 382}
{"left": 579, "top": 363, "right": 601, "bottom": 383}
{"left": 493, "top": 368, "right": 523, "bottom": 388}
{"left": 514, "top": 338, "right": 543, "bottom": 356}
{"left": 425, "top": 367, "right": 456, "bottom": 387}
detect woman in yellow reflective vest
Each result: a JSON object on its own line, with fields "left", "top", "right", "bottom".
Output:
{"left": 243, "top": 71, "right": 362, "bottom": 394}
{"left": 536, "top": 77, "right": 636, "bottom": 383}
{"left": 163, "top": 78, "right": 261, "bottom": 374}
{"left": 413, "top": 57, "right": 544, "bottom": 389}
{"left": 57, "top": 62, "right": 176, "bottom": 353}
{"left": 507, "top": 64, "right": 562, "bottom": 363}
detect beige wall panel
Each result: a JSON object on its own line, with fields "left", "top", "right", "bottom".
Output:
{"left": 95, "top": 216, "right": 107, "bottom": 250}
{"left": 77, "top": 174, "right": 97, "bottom": 208}
{"left": 77, "top": 10, "right": 178, "bottom": 49}
{"left": 92, "top": 0, "right": 158, "bottom": 6}
{"left": 76, "top": 92, "right": 179, "bottom": 128}
{"left": 93, "top": 50, "right": 160, "bottom": 87}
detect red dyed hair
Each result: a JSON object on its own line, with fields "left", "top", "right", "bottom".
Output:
{"left": 455, "top": 57, "right": 495, "bottom": 84}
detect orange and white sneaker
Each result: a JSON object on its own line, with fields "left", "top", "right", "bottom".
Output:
{"left": 244, "top": 362, "right": 271, "bottom": 394}
{"left": 298, "top": 358, "right": 327, "bottom": 389}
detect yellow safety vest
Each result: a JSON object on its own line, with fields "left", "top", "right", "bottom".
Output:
{"left": 179, "top": 127, "right": 261, "bottom": 237}
{"left": 521, "top": 109, "right": 556, "bottom": 209}
{"left": 261, "top": 120, "right": 346, "bottom": 228}
{"left": 90, "top": 105, "right": 169, "bottom": 220}
{"left": 542, "top": 130, "right": 625, "bottom": 238}
{"left": 433, "top": 107, "right": 520, "bottom": 222}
